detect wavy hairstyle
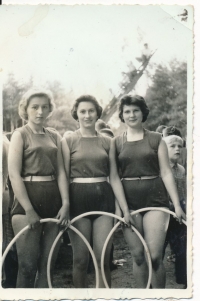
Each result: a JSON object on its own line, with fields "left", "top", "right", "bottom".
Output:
{"left": 119, "top": 94, "right": 150, "bottom": 123}
{"left": 71, "top": 95, "right": 102, "bottom": 121}
{"left": 18, "top": 88, "right": 55, "bottom": 121}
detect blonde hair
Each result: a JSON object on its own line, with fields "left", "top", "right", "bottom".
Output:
{"left": 163, "top": 135, "right": 183, "bottom": 146}
{"left": 18, "top": 88, "right": 55, "bottom": 121}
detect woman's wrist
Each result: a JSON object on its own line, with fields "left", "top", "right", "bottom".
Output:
{"left": 61, "top": 202, "right": 70, "bottom": 208}
{"left": 25, "top": 205, "right": 34, "bottom": 212}
{"left": 174, "top": 204, "right": 182, "bottom": 210}
{"left": 122, "top": 207, "right": 130, "bottom": 215}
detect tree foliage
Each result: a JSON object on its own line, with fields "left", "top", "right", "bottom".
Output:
{"left": 3, "top": 59, "right": 187, "bottom": 138}
{"left": 145, "top": 60, "right": 187, "bottom": 137}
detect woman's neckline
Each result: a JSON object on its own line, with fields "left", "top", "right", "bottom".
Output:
{"left": 126, "top": 128, "right": 146, "bottom": 142}
{"left": 26, "top": 124, "right": 46, "bottom": 135}
{"left": 77, "top": 129, "right": 99, "bottom": 138}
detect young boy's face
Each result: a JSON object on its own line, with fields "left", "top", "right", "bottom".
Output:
{"left": 166, "top": 139, "right": 183, "bottom": 163}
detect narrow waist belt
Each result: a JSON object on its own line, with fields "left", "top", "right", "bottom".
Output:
{"left": 72, "top": 177, "right": 107, "bottom": 183}
{"left": 122, "top": 175, "right": 159, "bottom": 181}
{"left": 22, "top": 175, "right": 56, "bottom": 182}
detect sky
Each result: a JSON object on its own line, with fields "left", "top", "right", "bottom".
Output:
{"left": 0, "top": 5, "right": 193, "bottom": 102}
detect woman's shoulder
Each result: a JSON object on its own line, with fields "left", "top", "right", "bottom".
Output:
{"left": 97, "top": 133, "right": 112, "bottom": 153}
{"left": 114, "top": 132, "right": 126, "bottom": 153}
{"left": 14, "top": 124, "right": 28, "bottom": 134}
{"left": 145, "top": 129, "right": 162, "bottom": 140}
{"left": 63, "top": 130, "right": 81, "bottom": 149}
{"left": 145, "top": 129, "right": 162, "bottom": 152}
{"left": 98, "top": 133, "right": 111, "bottom": 143}
{"left": 45, "top": 127, "right": 61, "bottom": 145}
{"left": 14, "top": 125, "right": 30, "bottom": 139}
{"left": 64, "top": 130, "right": 80, "bottom": 141}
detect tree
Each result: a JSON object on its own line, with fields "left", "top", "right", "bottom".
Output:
{"left": 101, "top": 50, "right": 156, "bottom": 123}
{"left": 145, "top": 60, "right": 187, "bottom": 137}
{"left": 3, "top": 74, "right": 33, "bottom": 132}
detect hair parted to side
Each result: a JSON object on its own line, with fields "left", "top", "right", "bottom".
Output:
{"left": 18, "top": 88, "right": 55, "bottom": 121}
{"left": 71, "top": 95, "right": 103, "bottom": 121}
{"left": 119, "top": 94, "right": 150, "bottom": 123}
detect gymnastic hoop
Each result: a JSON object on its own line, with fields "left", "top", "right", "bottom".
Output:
{"left": 1, "top": 217, "right": 99, "bottom": 289}
{"left": 47, "top": 224, "right": 100, "bottom": 288}
{"left": 47, "top": 211, "right": 152, "bottom": 288}
{"left": 100, "top": 207, "right": 187, "bottom": 288}
{"left": 1, "top": 218, "right": 58, "bottom": 268}
{"left": 2, "top": 209, "right": 186, "bottom": 289}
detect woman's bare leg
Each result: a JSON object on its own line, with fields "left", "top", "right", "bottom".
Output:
{"left": 12, "top": 215, "right": 42, "bottom": 288}
{"left": 36, "top": 222, "right": 60, "bottom": 288}
{"left": 68, "top": 218, "right": 92, "bottom": 288}
{"left": 92, "top": 215, "right": 114, "bottom": 288}
{"left": 123, "top": 213, "right": 148, "bottom": 288}
{"left": 143, "top": 210, "right": 170, "bottom": 288}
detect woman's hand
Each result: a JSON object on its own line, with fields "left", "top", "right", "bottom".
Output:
{"left": 25, "top": 208, "right": 41, "bottom": 230}
{"left": 56, "top": 204, "right": 70, "bottom": 227}
{"left": 123, "top": 210, "right": 136, "bottom": 228}
{"left": 174, "top": 205, "right": 186, "bottom": 224}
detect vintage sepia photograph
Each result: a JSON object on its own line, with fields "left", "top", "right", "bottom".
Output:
{"left": 0, "top": 3, "right": 193, "bottom": 300}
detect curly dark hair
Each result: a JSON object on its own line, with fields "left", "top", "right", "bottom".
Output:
{"left": 71, "top": 95, "right": 103, "bottom": 121}
{"left": 119, "top": 95, "right": 150, "bottom": 123}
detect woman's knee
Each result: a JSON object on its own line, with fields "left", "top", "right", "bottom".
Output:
{"left": 151, "top": 254, "right": 163, "bottom": 271}
{"left": 73, "top": 254, "right": 89, "bottom": 270}
{"left": 18, "top": 258, "right": 37, "bottom": 278}
{"left": 131, "top": 249, "right": 145, "bottom": 266}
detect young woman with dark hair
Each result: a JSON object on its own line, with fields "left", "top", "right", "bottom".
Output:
{"left": 61, "top": 95, "right": 118, "bottom": 288}
{"left": 109, "top": 94, "right": 186, "bottom": 288}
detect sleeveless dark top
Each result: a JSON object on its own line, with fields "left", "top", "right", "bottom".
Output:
{"left": 115, "top": 129, "right": 162, "bottom": 177}
{"left": 16, "top": 124, "right": 59, "bottom": 177}
{"left": 115, "top": 129, "right": 169, "bottom": 210}
{"left": 65, "top": 130, "right": 111, "bottom": 178}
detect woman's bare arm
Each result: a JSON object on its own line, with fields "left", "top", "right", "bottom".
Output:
{"left": 109, "top": 138, "right": 135, "bottom": 226}
{"left": 8, "top": 131, "right": 40, "bottom": 228}
{"left": 56, "top": 135, "right": 70, "bottom": 226}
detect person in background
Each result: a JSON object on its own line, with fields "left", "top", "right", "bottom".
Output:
{"left": 8, "top": 88, "right": 70, "bottom": 288}
{"left": 2, "top": 135, "right": 18, "bottom": 288}
{"left": 95, "top": 119, "right": 110, "bottom": 132}
{"left": 156, "top": 125, "right": 167, "bottom": 136}
{"left": 162, "top": 126, "right": 182, "bottom": 138}
{"left": 163, "top": 126, "right": 187, "bottom": 171}
{"left": 63, "top": 130, "right": 74, "bottom": 138}
{"left": 109, "top": 95, "right": 186, "bottom": 288}
{"left": 163, "top": 135, "right": 187, "bottom": 287}
{"left": 99, "top": 128, "right": 114, "bottom": 138}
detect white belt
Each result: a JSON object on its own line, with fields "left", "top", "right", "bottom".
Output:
{"left": 122, "top": 175, "right": 158, "bottom": 181}
{"left": 22, "top": 175, "right": 56, "bottom": 182}
{"left": 72, "top": 177, "right": 107, "bottom": 183}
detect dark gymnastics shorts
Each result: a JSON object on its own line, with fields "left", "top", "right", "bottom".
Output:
{"left": 122, "top": 176, "right": 169, "bottom": 212}
{"left": 69, "top": 181, "right": 115, "bottom": 221}
{"left": 11, "top": 181, "right": 62, "bottom": 218}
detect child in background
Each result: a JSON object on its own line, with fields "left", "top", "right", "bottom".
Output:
{"left": 163, "top": 135, "right": 187, "bottom": 287}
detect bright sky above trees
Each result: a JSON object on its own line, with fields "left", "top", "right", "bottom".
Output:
{"left": 0, "top": 5, "right": 192, "bottom": 103}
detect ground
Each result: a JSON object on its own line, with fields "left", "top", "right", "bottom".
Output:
{"left": 53, "top": 225, "right": 185, "bottom": 289}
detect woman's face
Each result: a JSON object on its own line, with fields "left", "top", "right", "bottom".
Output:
{"left": 77, "top": 101, "right": 98, "bottom": 129}
{"left": 26, "top": 96, "right": 50, "bottom": 125}
{"left": 122, "top": 104, "right": 143, "bottom": 128}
